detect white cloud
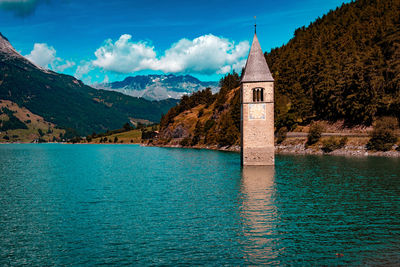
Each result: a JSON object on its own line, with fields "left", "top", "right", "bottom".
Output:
{"left": 229, "top": 58, "right": 247, "bottom": 74}
{"left": 25, "top": 43, "right": 57, "bottom": 68}
{"left": 25, "top": 43, "right": 75, "bottom": 72}
{"left": 102, "top": 74, "right": 109, "bottom": 83}
{"left": 92, "top": 34, "right": 249, "bottom": 75}
{"left": 55, "top": 60, "right": 75, "bottom": 72}
{"left": 155, "top": 34, "right": 249, "bottom": 74}
{"left": 92, "top": 34, "right": 156, "bottom": 73}
{"left": 74, "top": 61, "right": 93, "bottom": 80}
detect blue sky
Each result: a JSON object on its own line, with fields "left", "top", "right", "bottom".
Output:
{"left": 0, "top": 0, "right": 351, "bottom": 83}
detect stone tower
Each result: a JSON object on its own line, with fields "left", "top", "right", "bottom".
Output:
{"left": 240, "top": 33, "right": 274, "bottom": 166}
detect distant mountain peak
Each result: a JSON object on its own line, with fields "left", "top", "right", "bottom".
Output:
{"left": 0, "top": 32, "right": 9, "bottom": 42}
{"left": 0, "top": 32, "right": 48, "bottom": 72}
{"left": 95, "top": 74, "right": 219, "bottom": 101}
{"left": 0, "top": 32, "right": 17, "bottom": 56}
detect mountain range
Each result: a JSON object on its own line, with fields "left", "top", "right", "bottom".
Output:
{"left": 95, "top": 74, "right": 219, "bottom": 101}
{"left": 0, "top": 33, "right": 178, "bottom": 136}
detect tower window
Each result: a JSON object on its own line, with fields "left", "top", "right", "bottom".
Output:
{"left": 252, "top": 87, "right": 264, "bottom": 102}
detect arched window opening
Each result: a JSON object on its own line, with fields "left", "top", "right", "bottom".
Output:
{"left": 252, "top": 87, "right": 264, "bottom": 102}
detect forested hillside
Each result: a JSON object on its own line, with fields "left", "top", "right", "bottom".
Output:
{"left": 156, "top": 0, "right": 400, "bottom": 148}
{"left": 156, "top": 73, "right": 241, "bottom": 147}
{"left": 0, "top": 33, "right": 178, "bottom": 136}
{"left": 267, "top": 0, "right": 400, "bottom": 128}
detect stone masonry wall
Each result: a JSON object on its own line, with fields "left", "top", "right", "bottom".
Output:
{"left": 241, "top": 81, "right": 274, "bottom": 165}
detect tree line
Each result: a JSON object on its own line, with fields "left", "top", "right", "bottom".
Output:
{"left": 158, "top": 0, "right": 400, "bottom": 150}
{"left": 267, "top": 0, "right": 400, "bottom": 128}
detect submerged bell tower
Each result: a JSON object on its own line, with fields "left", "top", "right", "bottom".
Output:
{"left": 240, "top": 31, "right": 274, "bottom": 166}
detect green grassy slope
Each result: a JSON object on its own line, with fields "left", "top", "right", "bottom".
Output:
{"left": 0, "top": 100, "right": 65, "bottom": 142}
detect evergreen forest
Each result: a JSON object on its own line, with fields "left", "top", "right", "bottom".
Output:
{"left": 158, "top": 0, "right": 400, "bottom": 147}
{"left": 267, "top": 0, "right": 400, "bottom": 128}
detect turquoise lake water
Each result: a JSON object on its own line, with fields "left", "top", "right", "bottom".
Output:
{"left": 0, "top": 144, "right": 400, "bottom": 265}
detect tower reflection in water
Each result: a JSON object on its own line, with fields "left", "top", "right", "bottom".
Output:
{"left": 240, "top": 166, "right": 279, "bottom": 265}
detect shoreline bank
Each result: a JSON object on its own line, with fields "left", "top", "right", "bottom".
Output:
{"left": 1, "top": 141, "right": 400, "bottom": 158}
{"left": 145, "top": 142, "right": 400, "bottom": 158}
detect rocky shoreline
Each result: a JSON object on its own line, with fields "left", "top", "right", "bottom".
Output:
{"left": 2, "top": 141, "right": 400, "bottom": 157}
{"left": 276, "top": 144, "right": 400, "bottom": 157}
{"left": 145, "top": 143, "right": 400, "bottom": 157}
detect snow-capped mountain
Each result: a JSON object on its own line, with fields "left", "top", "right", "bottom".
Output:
{"left": 95, "top": 74, "right": 219, "bottom": 101}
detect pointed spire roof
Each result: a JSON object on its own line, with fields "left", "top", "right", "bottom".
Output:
{"left": 241, "top": 33, "right": 274, "bottom": 83}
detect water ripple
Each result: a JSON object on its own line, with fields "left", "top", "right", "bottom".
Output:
{"left": 0, "top": 145, "right": 400, "bottom": 265}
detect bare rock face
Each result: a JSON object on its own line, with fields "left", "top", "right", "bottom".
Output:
{"left": 160, "top": 124, "right": 189, "bottom": 139}
{"left": 0, "top": 32, "right": 44, "bottom": 71}
{"left": 0, "top": 32, "right": 20, "bottom": 58}
{"left": 172, "top": 124, "right": 189, "bottom": 138}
